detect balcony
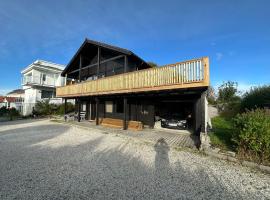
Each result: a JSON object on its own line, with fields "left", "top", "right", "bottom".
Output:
{"left": 22, "top": 75, "right": 57, "bottom": 87}
{"left": 56, "top": 57, "right": 209, "bottom": 98}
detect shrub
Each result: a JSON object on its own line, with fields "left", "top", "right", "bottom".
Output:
{"left": 0, "top": 106, "right": 8, "bottom": 116}
{"left": 232, "top": 109, "right": 270, "bottom": 164}
{"left": 219, "top": 100, "right": 241, "bottom": 118}
{"left": 56, "top": 102, "right": 75, "bottom": 115}
{"left": 34, "top": 100, "right": 75, "bottom": 116}
{"left": 8, "top": 108, "right": 20, "bottom": 120}
{"left": 34, "top": 100, "right": 57, "bottom": 116}
{"left": 241, "top": 85, "right": 270, "bottom": 111}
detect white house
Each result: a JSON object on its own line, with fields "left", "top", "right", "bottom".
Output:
{"left": 21, "top": 60, "right": 66, "bottom": 116}
{"left": 6, "top": 89, "right": 25, "bottom": 114}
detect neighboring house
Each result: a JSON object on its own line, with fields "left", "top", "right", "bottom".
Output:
{"left": 21, "top": 60, "right": 66, "bottom": 116}
{"left": 0, "top": 96, "right": 6, "bottom": 108}
{"left": 0, "top": 96, "right": 20, "bottom": 111}
{"left": 6, "top": 89, "right": 25, "bottom": 114}
{"left": 57, "top": 38, "right": 209, "bottom": 134}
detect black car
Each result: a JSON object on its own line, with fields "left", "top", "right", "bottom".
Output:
{"left": 160, "top": 114, "right": 188, "bottom": 130}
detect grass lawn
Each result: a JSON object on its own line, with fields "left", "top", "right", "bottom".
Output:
{"left": 209, "top": 116, "right": 236, "bottom": 151}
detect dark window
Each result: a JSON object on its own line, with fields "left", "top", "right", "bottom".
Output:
{"left": 42, "top": 74, "right": 46, "bottom": 82}
{"left": 116, "top": 100, "right": 123, "bottom": 113}
{"left": 41, "top": 90, "right": 54, "bottom": 98}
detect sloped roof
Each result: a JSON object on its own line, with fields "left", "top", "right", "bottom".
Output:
{"left": 0, "top": 96, "right": 4, "bottom": 103}
{"left": 7, "top": 89, "right": 25, "bottom": 95}
{"left": 5, "top": 97, "right": 16, "bottom": 102}
{"left": 62, "top": 38, "right": 150, "bottom": 75}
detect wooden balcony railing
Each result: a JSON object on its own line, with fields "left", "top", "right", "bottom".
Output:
{"left": 56, "top": 57, "right": 209, "bottom": 97}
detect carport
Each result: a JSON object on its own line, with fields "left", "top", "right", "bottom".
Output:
{"left": 154, "top": 99, "right": 194, "bottom": 132}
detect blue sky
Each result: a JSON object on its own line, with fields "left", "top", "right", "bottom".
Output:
{"left": 0, "top": 0, "right": 269, "bottom": 94}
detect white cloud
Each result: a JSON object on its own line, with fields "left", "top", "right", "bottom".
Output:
{"left": 215, "top": 52, "right": 223, "bottom": 61}
{"left": 210, "top": 42, "right": 216, "bottom": 46}
{"left": 237, "top": 83, "right": 258, "bottom": 94}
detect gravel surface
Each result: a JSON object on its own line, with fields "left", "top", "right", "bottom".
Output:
{"left": 0, "top": 120, "right": 269, "bottom": 199}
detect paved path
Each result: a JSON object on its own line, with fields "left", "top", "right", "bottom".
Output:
{"left": 0, "top": 120, "right": 269, "bottom": 199}
{"left": 69, "top": 120, "right": 200, "bottom": 149}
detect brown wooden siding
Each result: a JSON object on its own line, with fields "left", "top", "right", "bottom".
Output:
{"left": 56, "top": 57, "right": 209, "bottom": 97}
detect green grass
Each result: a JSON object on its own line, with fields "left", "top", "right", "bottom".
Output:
{"left": 209, "top": 116, "right": 236, "bottom": 151}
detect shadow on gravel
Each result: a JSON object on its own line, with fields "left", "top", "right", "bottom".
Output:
{"left": 0, "top": 124, "right": 263, "bottom": 200}
{"left": 154, "top": 138, "right": 170, "bottom": 173}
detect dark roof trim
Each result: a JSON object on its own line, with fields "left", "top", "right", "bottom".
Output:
{"left": 7, "top": 89, "right": 24, "bottom": 94}
{"left": 62, "top": 38, "right": 150, "bottom": 76}
{"left": 85, "top": 38, "right": 133, "bottom": 55}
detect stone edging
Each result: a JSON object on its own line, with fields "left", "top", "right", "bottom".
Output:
{"left": 204, "top": 149, "right": 270, "bottom": 174}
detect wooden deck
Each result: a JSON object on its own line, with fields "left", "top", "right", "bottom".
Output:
{"left": 56, "top": 57, "right": 209, "bottom": 97}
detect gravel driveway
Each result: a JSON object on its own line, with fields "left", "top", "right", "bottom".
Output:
{"left": 0, "top": 120, "right": 269, "bottom": 199}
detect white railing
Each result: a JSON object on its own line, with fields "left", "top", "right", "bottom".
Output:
{"left": 22, "top": 75, "right": 56, "bottom": 86}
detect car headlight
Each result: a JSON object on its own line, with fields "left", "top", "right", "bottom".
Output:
{"left": 177, "top": 120, "right": 186, "bottom": 125}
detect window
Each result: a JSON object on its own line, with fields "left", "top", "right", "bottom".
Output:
{"left": 41, "top": 90, "right": 54, "bottom": 98}
{"left": 116, "top": 100, "right": 123, "bottom": 113}
{"left": 42, "top": 74, "right": 46, "bottom": 82}
{"left": 105, "top": 101, "right": 113, "bottom": 113}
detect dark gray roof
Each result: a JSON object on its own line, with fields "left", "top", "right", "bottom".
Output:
{"left": 62, "top": 38, "right": 150, "bottom": 75}
{"left": 85, "top": 38, "right": 133, "bottom": 55}
{"left": 7, "top": 89, "right": 24, "bottom": 95}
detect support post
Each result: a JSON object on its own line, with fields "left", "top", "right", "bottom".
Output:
{"left": 64, "top": 98, "right": 67, "bottom": 115}
{"left": 201, "top": 91, "right": 207, "bottom": 133}
{"left": 79, "top": 55, "right": 82, "bottom": 82}
{"left": 95, "top": 97, "right": 99, "bottom": 125}
{"left": 86, "top": 100, "right": 90, "bottom": 120}
{"left": 65, "top": 74, "right": 67, "bottom": 85}
{"left": 194, "top": 97, "right": 201, "bottom": 135}
{"left": 64, "top": 98, "right": 67, "bottom": 121}
{"left": 124, "top": 55, "right": 128, "bottom": 73}
{"left": 78, "top": 98, "right": 81, "bottom": 122}
{"left": 97, "top": 47, "right": 100, "bottom": 78}
{"left": 123, "top": 97, "right": 127, "bottom": 130}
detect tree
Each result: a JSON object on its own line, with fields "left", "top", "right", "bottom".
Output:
{"left": 217, "top": 81, "right": 239, "bottom": 103}
{"left": 217, "top": 81, "right": 241, "bottom": 117}
{"left": 207, "top": 85, "right": 216, "bottom": 105}
{"left": 241, "top": 85, "right": 270, "bottom": 111}
{"left": 147, "top": 62, "right": 158, "bottom": 68}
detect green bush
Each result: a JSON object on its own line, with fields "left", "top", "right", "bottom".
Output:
{"left": 34, "top": 100, "right": 58, "bottom": 116}
{"left": 34, "top": 100, "right": 75, "bottom": 116}
{"left": 219, "top": 100, "right": 241, "bottom": 118}
{"left": 56, "top": 102, "right": 75, "bottom": 115}
{"left": 0, "top": 106, "right": 8, "bottom": 116}
{"left": 232, "top": 109, "right": 270, "bottom": 164}
{"left": 8, "top": 108, "right": 20, "bottom": 120}
{"left": 241, "top": 85, "right": 270, "bottom": 111}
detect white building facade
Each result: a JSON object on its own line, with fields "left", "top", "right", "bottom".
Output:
{"left": 21, "top": 60, "right": 65, "bottom": 116}
{"left": 6, "top": 89, "right": 25, "bottom": 114}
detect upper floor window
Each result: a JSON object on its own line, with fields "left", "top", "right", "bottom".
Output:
{"left": 42, "top": 74, "right": 46, "bottom": 82}
{"left": 41, "top": 90, "right": 55, "bottom": 99}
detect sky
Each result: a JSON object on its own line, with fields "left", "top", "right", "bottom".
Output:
{"left": 0, "top": 0, "right": 269, "bottom": 95}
